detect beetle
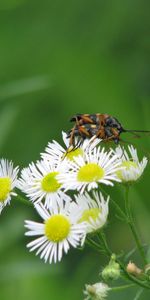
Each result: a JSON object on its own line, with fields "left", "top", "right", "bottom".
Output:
{"left": 66, "top": 113, "right": 150, "bottom": 148}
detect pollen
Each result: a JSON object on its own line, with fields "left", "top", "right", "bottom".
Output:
{"left": 77, "top": 163, "right": 104, "bottom": 182}
{"left": 66, "top": 148, "right": 83, "bottom": 161}
{"left": 79, "top": 208, "right": 101, "bottom": 224}
{"left": 0, "top": 177, "right": 11, "bottom": 202}
{"left": 41, "top": 172, "right": 61, "bottom": 192}
{"left": 117, "top": 161, "right": 138, "bottom": 180}
{"left": 44, "top": 215, "right": 71, "bottom": 242}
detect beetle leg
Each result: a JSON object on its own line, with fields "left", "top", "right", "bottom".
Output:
{"left": 103, "top": 128, "right": 120, "bottom": 143}
{"left": 69, "top": 126, "right": 76, "bottom": 147}
{"left": 78, "top": 125, "right": 90, "bottom": 137}
{"left": 95, "top": 127, "right": 105, "bottom": 139}
{"left": 72, "top": 139, "right": 83, "bottom": 150}
{"left": 86, "top": 127, "right": 105, "bottom": 146}
{"left": 81, "top": 115, "right": 94, "bottom": 124}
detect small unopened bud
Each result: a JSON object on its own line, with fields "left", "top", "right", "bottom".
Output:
{"left": 144, "top": 264, "right": 150, "bottom": 276}
{"left": 101, "top": 254, "right": 120, "bottom": 281}
{"left": 126, "top": 261, "right": 142, "bottom": 276}
{"left": 84, "top": 282, "right": 110, "bottom": 300}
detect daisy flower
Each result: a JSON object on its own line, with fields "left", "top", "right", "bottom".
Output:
{"left": 84, "top": 282, "right": 110, "bottom": 300}
{"left": 114, "top": 145, "right": 148, "bottom": 183}
{"left": 57, "top": 146, "right": 122, "bottom": 194}
{"left": 0, "top": 159, "right": 19, "bottom": 214}
{"left": 74, "top": 191, "right": 109, "bottom": 233}
{"left": 18, "top": 159, "right": 70, "bottom": 208}
{"left": 41, "top": 131, "right": 100, "bottom": 163}
{"left": 25, "top": 200, "right": 86, "bottom": 263}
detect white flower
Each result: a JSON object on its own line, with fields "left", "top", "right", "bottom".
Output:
{"left": 84, "top": 282, "right": 110, "bottom": 300}
{"left": 0, "top": 159, "right": 19, "bottom": 214}
{"left": 41, "top": 132, "right": 100, "bottom": 163}
{"left": 18, "top": 159, "right": 70, "bottom": 208}
{"left": 74, "top": 191, "right": 109, "bottom": 233}
{"left": 57, "top": 146, "right": 122, "bottom": 194}
{"left": 25, "top": 200, "right": 86, "bottom": 264}
{"left": 114, "top": 145, "right": 148, "bottom": 183}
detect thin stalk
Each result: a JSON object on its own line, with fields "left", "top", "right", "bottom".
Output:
{"left": 85, "top": 238, "right": 102, "bottom": 253}
{"left": 111, "top": 283, "right": 135, "bottom": 292}
{"left": 124, "top": 186, "right": 147, "bottom": 266}
{"left": 87, "top": 237, "right": 102, "bottom": 250}
{"left": 133, "top": 288, "right": 144, "bottom": 300}
{"left": 110, "top": 197, "right": 127, "bottom": 221}
{"left": 100, "top": 187, "right": 127, "bottom": 221}
{"left": 98, "top": 231, "right": 112, "bottom": 256}
{"left": 14, "top": 193, "right": 33, "bottom": 207}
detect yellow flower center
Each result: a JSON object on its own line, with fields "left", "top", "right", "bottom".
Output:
{"left": 41, "top": 172, "right": 61, "bottom": 192}
{"left": 0, "top": 177, "right": 11, "bottom": 202}
{"left": 44, "top": 215, "right": 71, "bottom": 242}
{"left": 77, "top": 163, "right": 104, "bottom": 182}
{"left": 66, "top": 148, "right": 83, "bottom": 161}
{"left": 79, "top": 208, "right": 101, "bottom": 224}
{"left": 117, "top": 161, "right": 138, "bottom": 180}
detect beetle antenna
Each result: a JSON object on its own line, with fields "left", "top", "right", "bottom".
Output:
{"left": 124, "top": 129, "right": 150, "bottom": 133}
{"left": 123, "top": 129, "right": 150, "bottom": 138}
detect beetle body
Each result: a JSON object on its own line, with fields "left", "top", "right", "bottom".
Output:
{"left": 67, "top": 113, "right": 125, "bottom": 147}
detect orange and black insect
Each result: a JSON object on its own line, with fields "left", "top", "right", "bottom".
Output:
{"left": 66, "top": 113, "right": 150, "bottom": 148}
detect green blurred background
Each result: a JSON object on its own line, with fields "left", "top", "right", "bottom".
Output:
{"left": 0, "top": 0, "right": 150, "bottom": 299}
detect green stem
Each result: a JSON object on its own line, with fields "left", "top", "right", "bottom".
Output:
{"left": 100, "top": 187, "right": 127, "bottom": 221}
{"left": 133, "top": 288, "right": 144, "bottom": 300}
{"left": 110, "top": 197, "right": 127, "bottom": 221}
{"left": 98, "top": 231, "right": 112, "bottom": 256}
{"left": 14, "top": 192, "right": 33, "bottom": 207}
{"left": 111, "top": 283, "right": 135, "bottom": 292}
{"left": 85, "top": 238, "right": 102, "bottom": 253}
{"left": 124, "top": 186, "right": 147, "bottom": 266}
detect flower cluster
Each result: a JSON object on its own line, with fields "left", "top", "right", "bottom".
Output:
{"left": 19, "top": 133, "right": 117, "bottom": 263}
{"left": 0, "top": 132, "right": 147, "bottom": 265}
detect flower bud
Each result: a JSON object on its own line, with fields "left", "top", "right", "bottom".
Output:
{"left": 101, "top": 254, "right": 120, "bottom": 281}
{"left": 145, "top": 264, "right": 150, "bottom": 276}
{"left": 84, "top": 282, "right": 110, "bottom": 300}
{"left": 126, "top": 261, "right": 142, "bottom": 276}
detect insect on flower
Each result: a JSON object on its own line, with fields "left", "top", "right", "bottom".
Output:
{"left": 66, "top": 113, "right": 150, "bottom": 148}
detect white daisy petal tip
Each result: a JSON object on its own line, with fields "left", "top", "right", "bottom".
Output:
{"left": 0, "top": 159, "right": 19, "bottom": 214}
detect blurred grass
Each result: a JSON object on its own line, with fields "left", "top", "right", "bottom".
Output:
{"left": 0, "top": 0, "right": 150, "bottom": 299}
{"left": 0, "top": 76, "right": 52, "bottom": 100}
